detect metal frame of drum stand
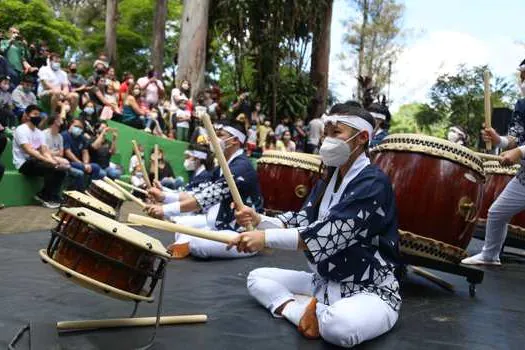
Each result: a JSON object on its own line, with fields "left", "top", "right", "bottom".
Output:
{"left": 9, "top": 268, "right": 169, "bottom": 350}
{"left": 401, "top": 254, "right": 484, "bottom": 297}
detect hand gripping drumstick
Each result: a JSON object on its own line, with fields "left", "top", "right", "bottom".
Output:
{"left": 104, "top": 177, "right": 147, "bottom": 209}
{"left": 200, "top": 112, "right": 254, "bottom": 231}
{"left": 484, "top": 70, "right": 492, "bottom": 151}
{"left": 154, "top": 144, "right": 159, "bottom": 183}
{"left": 128, "top": 213, "right": 233, "bottom": 244}
{"left": 131, "top": 140, "right": 152, "bottom": 188}
{"left": 115, "top": 179, "right": 148, "bottom": 195}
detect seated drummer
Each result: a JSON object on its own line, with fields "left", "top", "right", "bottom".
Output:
{"left": 227, "top": 104, "right": 401, "bottom": 348}
{"left": 146, "top": 119, "right": 264, "bottom": 259}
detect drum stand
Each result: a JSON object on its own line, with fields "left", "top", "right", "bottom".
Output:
{"left": 8, "top": 272, "right": 207, "bottom": 350}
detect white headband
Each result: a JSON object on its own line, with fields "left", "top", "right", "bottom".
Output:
{"left": 370, "top": 112, "right": 386, "bottom": 121}
{"left": 190, "top": 150, "right": 208, "bottom": 160}
{"left": 323, "top": 114, "right": 374, "bottom": 137}
{"left": 518, "top": 65, "right": 525, "bottom": 72}
{"left": 216, "top": 124, "right": 246, "bottom": 143}
{"left": 450, "top": 127, "right": 466, "bottom": 138}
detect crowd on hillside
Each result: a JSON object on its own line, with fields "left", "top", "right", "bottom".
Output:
{"left": 0, "top": 26, "right": 392, "bottom": 209}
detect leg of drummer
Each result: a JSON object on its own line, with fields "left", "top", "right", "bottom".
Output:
{"left": 463, "top": 178, "right": 525, "bottom": 265}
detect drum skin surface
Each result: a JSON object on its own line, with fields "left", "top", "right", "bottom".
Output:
{"left": 374, "top": 151, "right": 484, "bottom": 249}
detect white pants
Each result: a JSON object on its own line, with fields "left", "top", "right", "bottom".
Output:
{"left": 482, "top": 177, "right": 525, "bottom": 260}
{"left": 247, "top": 268, "right": 398, "bottom": 348}
{"left": 175, "top": 230, "right": 257, "bottom": 259}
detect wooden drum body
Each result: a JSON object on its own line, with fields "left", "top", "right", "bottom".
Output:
{"left": 257, "top": 151, "right": 321, "bottom": 213}
{"left": 86, "top": 180, "right": 126, "bottom": 214}
{"left": 42, "top": 207, "right": 170, "bottom": 302}
{"left": 372, "top": 134, "right": 485, "bottom": 263}
{"left": 478, "top": 162, "right": 525, "bottom": 242}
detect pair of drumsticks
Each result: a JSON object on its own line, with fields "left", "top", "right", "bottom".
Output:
{"left": 105, "top": 112, "right": 253, "bottom": 245}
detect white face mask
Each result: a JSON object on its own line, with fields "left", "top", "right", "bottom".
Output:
{"left": 210, "top": 136, "right": 234, "bottom": 154}
{"left": 184, "top": 159, "right": 197, "bottom": 171}
{"left": 447, "top": 130, "right": 460, "bottom": 143}
{"left": 319, "top": 132, "right": 361, "bottom": 167}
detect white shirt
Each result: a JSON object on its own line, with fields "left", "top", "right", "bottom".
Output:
{"left": 137, "top": 77, "right": 164, "bottom": 105}
{"left": 308, "top": 118, "right": 324, "bottom": 145}
{"left": 176, "top": 109, "right": 191, "bottom": 129}
{"left": 43, "top": 128, "right": 63, "bottom": 154}
{"left": 12, "top": 124, "right": 45, "bottom": 169}
{"left": 38, "top": 65, "right": 68, "bottom": 96}
{"left": 170, "top": 88, "right": 189, "bottom": 110}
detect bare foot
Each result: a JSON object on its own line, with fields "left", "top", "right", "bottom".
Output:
{"left": 167, "top": 242, "right": 190, "bottom": 259}
{"left": 298, "top": 298, "right": 320, "bottom": 339}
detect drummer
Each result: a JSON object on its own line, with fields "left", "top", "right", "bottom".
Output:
{"left": 146, "top": 120, "right": 264, "bottom": 259}
{"left": 462, "top": 73, "right": 525, "bottom": 265}
{"left": 367, "top": 103, "right": 390, "bottom": 147}
{"left": 447, "top": 126, "right": 468, "bottom": 146}
{"left": 227, "top": 104, "right": 401, "bottom": 348}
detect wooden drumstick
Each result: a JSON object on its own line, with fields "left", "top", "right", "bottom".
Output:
{"left": 104, "top": 177, "right": 147, "bottom": 209}
{"left": 154, "top": 144, "right": 160, "bottom": 183}
{"left": 201, "top": 113, "right": 254, "bottom": 231}
{"left": 128, "top": 213, "right": 233, "bottom": 244}
{"left": 115, "top": 179, "right": 148, "bottom": 195}
{"left": 131, "top": 140, "right": 152, "bottom": 188}
{"left": 484, "top": 70, "right": 492, "bottom": 150}
{"left": 57, "top": 314, "right": 207, "bottom": 331}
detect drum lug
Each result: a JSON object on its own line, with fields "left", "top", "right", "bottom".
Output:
{"left": 294, "top": 185, "right": 308, "bottom": 199}
{"left": 458, "top": 197, "right": 477, "bottom": 223}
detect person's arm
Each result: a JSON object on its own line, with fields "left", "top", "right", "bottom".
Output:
{"left": 127, "top": 96, "right": 145, "bottom": 116}
{"left": 109, "top": 132, "right": 117, "bottom": 155}
{"left": 94, "top": 88, "right": 111, "bottom": 106}
{"left": 21, "top": 144, "right": 55, "bottom": 164}
{"left": 90, "top": 129, "right": 107, "bottom": 150}
{"left": 64, "top": 149, "right": 82, "bottom": 163}
{"left": 82, "top": 148, "right": 90, "bottom": 164}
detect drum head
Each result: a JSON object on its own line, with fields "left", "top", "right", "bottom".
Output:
{"left": 58, "top": 207, "right": 171, "bottom": 259}
{"left": 39, "top": 249, "right": 154, "bottom": 302}
{"left": 372, "top": 133, "right": 485, "bottom": 176}
{"left": 483, "top": 161, "right": 520, "bottom": 176}
{"left": 91, "top": 180, "right": 127, "bottom": 201}
{"left": 257, "top": 150, "right": 322, "bottom": 173}
{"left": 63, "top": 191, "right": 116, "bottom": 217}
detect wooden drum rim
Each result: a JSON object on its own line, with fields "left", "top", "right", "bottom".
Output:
{"left": 63, "top": 191, "right": 116, "bottom": 217}
{"left": 371, "top": 133, "right": 485, "bottom": 176}
{"left": 399, "top": 230, "right": 468, "bottom": 264}
{"left": 90, "top": 179, "right": 127, "bottom": 201}
{"left": 257, "top": 150, "right": 322, "bottom": 173}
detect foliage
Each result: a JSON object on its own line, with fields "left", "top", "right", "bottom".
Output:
{"left": 339, "top": 0, "right": 406, "bottom": 96}
{"left": 391, "top": 102, "right": 448, "bottom": 137}
{"left": 0, "top": 0, "right": 80, "bottom": 54}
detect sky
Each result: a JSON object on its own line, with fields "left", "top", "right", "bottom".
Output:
{"left": 329, "top": 0, "right": 525, "bottom": 111}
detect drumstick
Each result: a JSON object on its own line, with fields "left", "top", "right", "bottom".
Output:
{"left": 154, "top": 144, "right": 159, "bottom": 183}
{"left": 104, "top": 177, "right": 146, "bottom": 209}
{"left": 201, "top": 113, "right": 254, "bottom": 231}
{"left": 410, "top": 266, "right": 455, "bottom": 292}
{"left": 131, "top": 140, "right": 152, "bottom": 188}
{"left": 128, "top": 214, "right": 233, "bottom": 244}
{"left": 484, "top": 70, "right": 492, "bottom": 151}
{"left": 115, "top": 179, "right": 148, "bottom": 195}
{"left": 57, "top": 314, "right": 207, "bottom": 331}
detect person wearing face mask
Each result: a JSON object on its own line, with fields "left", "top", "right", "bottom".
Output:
{"left": 61, "top": 118, "right": 103, "bottom": 190}
{"left": 80, "top": 101, "right": 98, "bottom": 126}
{"left": 67, "top": 62, "right": 88, "bottom": 96}
{"left": 461, "top": 60, "right": 525, "bottom": 266}
{"left": 228, "top": 104, "right": 401, "bottom": 347}
{"left": 276, "top": 130, "right": 296, "bottom": 152}
{"left": 0, "top": 75, "right": 16, "bottom": 129}
{"left": 145, "top": 120, "right": 263, "bottom": 259}
{"left": 182, "top": 144, "right": 214, "bottom": 191}
{"left": 137, "top": 69, "right": 165, "bottom": 107}
{"left": 122, "top": 83, "right": 149, "bottom": 129}
{"left": 37, "top": 53, "right": 79, "bottom": 116}
{"left": 89, "top": 122, "right": 121, "bottom": 180}
{"left": 12, "top": 75, "right": 37, "bottom": 119}
{"left": 367, "top": 103, "right": 391, "bottom": 147}
{"left": 446, "top": 126, "right": 468, "bottom": 146}
{"left": 0, "top": 27, "right": 34, "bottom": 87}
{"left": 148, "top": 148, "right": 183, "bottom": 190}
{"left": 12, "top": 105, "right": 67, "bottom": 208}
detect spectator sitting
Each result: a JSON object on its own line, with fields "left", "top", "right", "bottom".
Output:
{"left": 106, "top": 67, "right": 120, "bottom": 92}
{"left": 137, "top": 69, "right": 165, "bottom": 108}
{"left": 37, "top": 53, "right": 79, "bottom": 115}
{"left": 119, "top": 72, "right": 134, "bottom": 107}
{"left": 68, "top": 62, "right": 88, "bottom": 101}
{"left": 88, "top": 55, "right": 109, "bottom": 86}
{"left": 276, "top": 130, "right": 296, "bottom": 152}
{"left": 149, "top": 148, "right": 183, "bottom": 190}
{"left": 12, "top": 105, "right": 66, "bottom": 208}
{"left": 257, "top": 120, "right": 273, "bottom": 149}
{"left": 100, "top": 83, "right": 121, "bottom": 121}
{"left": 89, "top": 122, "right": 122, "bottom": 179}
{"left": 274, "top": 116, "right": 290, "bottom": 140}
{"left": 122, "top": 83, "right": 149, "bottom": 129}
{"left": 170, "top": 79, "right": 191, "bottom": 106}
{"left": 12, "top": 75, "right": 37, "bottom": 119}
{"left": 88, "top": 75, "right": 111, "bottom": 114}
{"left": 62, "top": 118, "right": 103, "bottom": 190}
{"left": 263, "top": 131, "right": 277, "bottom": 152}
{"left": 145, "top": 107, "right": 164, "bottom": 136}
{"left": 79, "top": 100, "right": 98, "bottom": 131}
{"left": 0, "top": 75, "right": 16, "bottom": 129}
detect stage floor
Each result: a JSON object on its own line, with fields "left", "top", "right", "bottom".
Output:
{"left": 1, "top": 229, "right": 524, "bottom": 350}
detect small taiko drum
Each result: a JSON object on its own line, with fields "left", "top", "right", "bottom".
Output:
{"left": 40, "top": 207, "right": 170, "bottom": 302}
{"left": 477, "top": 161, "right": 525, "bottom": 246}
{"left": 372, "top": 134, "right": 485, "bottom": 264}
{"left": 86, "top": 179, "right": 126, "bottom": 214}
{"left": 257, "top": 151, "right": 322, "bottom": 213}
{"left": 53, "top": 191, "right": 116, "bottom": 221}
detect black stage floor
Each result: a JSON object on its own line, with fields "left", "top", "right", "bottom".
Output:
{"left": 1, "top": 229, "right": 525, "bottom": 350}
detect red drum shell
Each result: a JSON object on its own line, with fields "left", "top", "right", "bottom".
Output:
{"left": 86, "top": 181, "right": 125, "bottom": 212}
{"left": 257, "top": 151, "right": 321, "bottom": 213}
{"left": 374, "top": 151, "right": 484, "bottom": 249}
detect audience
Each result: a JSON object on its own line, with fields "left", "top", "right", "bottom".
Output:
{"left": 137, "top": 69, "right": 164, "bottom": 108}
{"left": 276, "top": 130, "right": 296, "bottom": 152}
{"left": 89, "top": 122, "right": 122, "bottom": 179}
{"left": 307, "top": 112, "right": 324, "bottom": 154}
{"left": 43, "top": 114, "right": 82, "bottom": 178}
{"left": 12, "top": 75, "right": 37, "bottom": 118}
{"left": 37, "top": 53, "right": 78, "bottom": 114}
{"left": 149, "top": 148, "right": 183, "bottom": 190}
{"left": 0, "top": 75, "right": 16, "bottom": 129}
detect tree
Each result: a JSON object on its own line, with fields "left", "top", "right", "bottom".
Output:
{"left": 177, "top": 0, "right": 210, "bottom": 99}
{"left": 152, "top": 0, "right": 167, "bottom": 77}
{"left": 339, "top": 0, "right": 405, "bottom": 97}
{"left": 105, "top": 0, "right": 118, "bottom": 65}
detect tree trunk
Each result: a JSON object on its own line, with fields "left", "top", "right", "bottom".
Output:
{"left": 177, "top": 0, "right": 210, "bottom": 99}
{"left": 152, "top": 0, "right": 168, "bottom": 77}
{"left": 309, "top": 0, "right": 333, "bottom": 119}
{"left": 357, "top": 0, "right": 369, "bottom": 99}
{"left": 105, "top": 0, "right": 118, "bottom": 66}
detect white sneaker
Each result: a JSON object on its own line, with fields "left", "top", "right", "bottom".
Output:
{"left": 144, "top": 127, "right": 152, "bottom": 133}
{"left": 42, "top": 201, "right": 61, "bottom": 209}
{"left": 461, "top": 253, "right": 501, "bottom": 266}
